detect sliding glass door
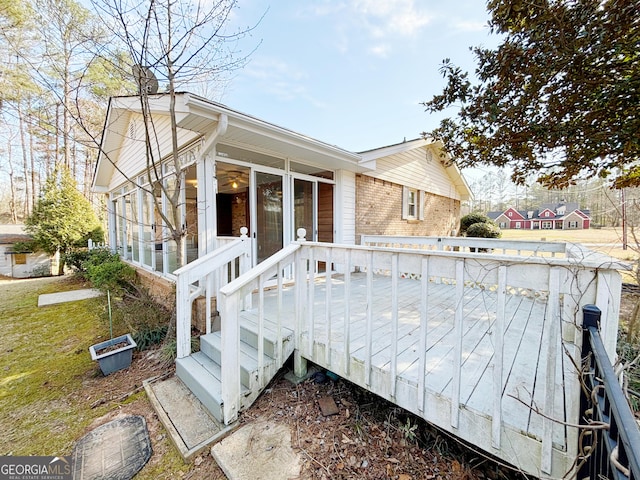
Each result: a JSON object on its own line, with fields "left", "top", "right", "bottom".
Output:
{"left": 255, "top": 171, "right": 283, "bottom": 264}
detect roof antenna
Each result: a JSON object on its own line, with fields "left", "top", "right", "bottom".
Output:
{"left": 132, "top": 65, "right": 159, "bottom": 95}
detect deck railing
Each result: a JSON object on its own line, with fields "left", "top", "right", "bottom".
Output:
{"left": 361, "top": 234, "right": 569, "bottom": 257}
{"left": 579, "top": 305, "right": 640, "bottom": 480}
{"left": 217, "top": 238, "right": 304, "bottom": 423}
{"left": 207, "top": 234, "right": 630, "bottom": 476}
{"left": 174, "top": 228, "right": 251, "bottom": 359}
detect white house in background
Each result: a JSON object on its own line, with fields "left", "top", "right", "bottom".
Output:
{"left": 0, "top": 225, "right": 55, "bottom": 278}
{"left": 92, "top": 93, "right": 472, "bottom": 280}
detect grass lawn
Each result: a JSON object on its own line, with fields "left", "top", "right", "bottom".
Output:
{"left": 0, "top": 275, "right": 223, "bottom": 478}
{"left": 0, "top": 276, "right": 105, "bottom": 456}
{"left": 499, "top": 227, "right": 639, "bottom": 286}
{"left": 499, "top": 226, "right": 639, "bottom": 264}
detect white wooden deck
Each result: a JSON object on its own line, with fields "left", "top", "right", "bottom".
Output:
{"left": 175, "top": 235, "right": 628, "bottom": 479}
{"left": 249, "top": 272, "right": 569, "bottom": 473}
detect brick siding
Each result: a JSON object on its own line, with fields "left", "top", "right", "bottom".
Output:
{"left": 355, "top": 174, "right": 460, "bottom": 242}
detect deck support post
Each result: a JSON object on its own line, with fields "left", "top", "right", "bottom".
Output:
{"left": 294, "top": 351, "right": 307, "bottom": 378}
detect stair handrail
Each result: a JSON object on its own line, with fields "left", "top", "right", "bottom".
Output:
{"left": 217, "top": 236, "right": 305, "bottom": 424}
{"left": 174, "top": 228, "right": 251, "bottom": 359}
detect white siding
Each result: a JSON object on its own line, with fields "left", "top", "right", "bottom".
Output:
{"left": 0, "top": 245, "right": 11, "bottom": 276}
{"left": 335, "top": 169, "right": 356, "bottom": 245}
{"left": 108, "top": 114, "right": 200, "bottom": 190}
{"left": 364, "top": 145, "right": 462, "bottom": 201}
{"left": 0, "top": 246, "right": 52, "bottom": 278}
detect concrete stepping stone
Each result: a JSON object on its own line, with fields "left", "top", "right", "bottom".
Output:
{"left": 38, "top": 288, "right": 102, "bottom": 307}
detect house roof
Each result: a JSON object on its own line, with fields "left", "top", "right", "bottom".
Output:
{"left": 488, "top": 203, "right": 590, "bottom": 222}
{"left": 94, "top": 93, "right": 369, "bottom": 191}
{"left": 0, "top": 225, "right": 32, "bottom": 245}
{"left": 359, "top": 138, "right": 472, "bottom": 201}
{"left": 94, "top": 94, "right": 472, "bottom": 202}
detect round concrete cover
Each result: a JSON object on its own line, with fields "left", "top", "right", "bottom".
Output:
{"left": 72, "top": 415, "right": 152, "bottom": 480}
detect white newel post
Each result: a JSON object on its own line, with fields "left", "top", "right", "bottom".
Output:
{"left": 220, "top": 289, "right": 241, "bottom": 424}
{"left": 176, "top": 273, "right": 192, "bottom": 359}
{"left": 239, "top": 227, "right": 252, "bottom": 310}
{"left": 294, "top": 228, "right": 307, "bottom": 378}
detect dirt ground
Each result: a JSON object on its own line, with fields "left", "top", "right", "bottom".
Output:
{"left": 86, "top": 347, "right": 522, "bottom": 479}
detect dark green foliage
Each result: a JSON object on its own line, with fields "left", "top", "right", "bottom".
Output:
{"left": 86, "top": 260, "right": 136, "bottom": 294}
{"left": 63, "top": 250, "right": 92, "bottom": 273}
{"left": 466, "top": 222, "right": 502, "bottom": 239}
{"left": 424, "top": 0, "right": 640, "bottom": 188}
{"left": 11, "top": 240, "right": 36, "bottom": 254}
{"left": 460, "top": 213, "right": 492, "bottom": 235}
{"left": 64, "top": 248, "right": 114, "bottom": 274}
{"left": 132, "top": 325, "right": 168, "bottom": 351}
{"left": 64, "top": 248, "right": 133, "bottom": 294}
{"left": 68, "top": 248, "right": 136, "bottom": 294}
{"left": 75, "top": 226, "right": 105, "bottom": 248}
{"left": 24, "top": 168, "right": 101, "bottom": 273}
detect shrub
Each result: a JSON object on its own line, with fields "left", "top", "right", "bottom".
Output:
{"left": 460, "top": 213, "right": 492, "bottom": 235}
{"left": 81, "top": 250, "right": 136, "bottom": 294}
{"left": 466, "top": 222, "right": 502, "bottom": 239}
{"left": 64, "top": 248, "right": 114, "bottom": 274}
{"left": 63, "top": 250, "right": 92, "bottom": 273}
{"left": 86, "top": 260, "right": 136, "bottom": 293}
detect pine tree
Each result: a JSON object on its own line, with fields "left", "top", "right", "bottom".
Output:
{"left": 25, "top": 167, "right": 102, "bottom": 274}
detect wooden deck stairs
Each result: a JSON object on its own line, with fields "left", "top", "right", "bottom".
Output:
{"left": 176, "top": 318, "right": 294, "bottom": 423}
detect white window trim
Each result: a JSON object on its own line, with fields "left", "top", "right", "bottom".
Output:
{"left": 402, "top": 186, "right": 423, "bottom": 220}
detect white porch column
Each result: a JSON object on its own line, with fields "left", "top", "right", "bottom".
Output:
{"left": 197, "top": 113, "right": 228, "bottom": 255}
{"left": 197, "top": 153, "right": 217, "bottom": 256}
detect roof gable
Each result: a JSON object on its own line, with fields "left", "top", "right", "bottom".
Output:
{"left": 503, "top": 207, "right": 524, "bottom": 220}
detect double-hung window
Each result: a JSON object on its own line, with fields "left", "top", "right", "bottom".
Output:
{"left": 402, "top": 187, "right": 423, "bottom": 221}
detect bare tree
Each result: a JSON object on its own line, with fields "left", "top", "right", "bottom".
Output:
{"left": 91, "top": 0, "right": 257, "bottom": 269}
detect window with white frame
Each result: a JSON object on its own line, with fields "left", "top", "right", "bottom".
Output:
{"left": 499, "top": 222, "right": 507, "bottom": 228}
{"left": 508, "top": 211, "right": 512, "bottom": 217}
{"left": 568, "top": 221, "right": 578, "bottom": 228}
{"left": 402, "top": 187, "right": 423, "bottom": 220}
{"left": 542, "top": 221, "right": 552, "bottom": 229}
{"left": 515, "top": 222, "right": 521, "bottom": 229}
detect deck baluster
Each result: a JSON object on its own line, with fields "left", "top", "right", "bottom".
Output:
{"left": 325, "top": 248, "right": 333, "bottom": 367}
{"left": 390, "top": 253, "right": 399, "bottom": 398}
{"left": 418, "top": 257, "right": 430, "bottom": 412}
{"left": 258, "top": 273, "right": 265, "bottom": 383}
{"left": 308, "top": 247, "right": 315, "bottom": 356}
{"left": 364, "top": 250, "right": 374, "bottom": 387}
{"left": 492, "top": 265, "right": 507, "bottom": 448}
{"left": 541, "top": 266, "right": 561, "bottom": 474}
{"left": 451, "top": 259, "right": 465, "bottom": 429}
{"left": 343, "top": 249, "right": 351, "bottom": 375}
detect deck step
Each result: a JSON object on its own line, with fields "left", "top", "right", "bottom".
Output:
{"left": 179, "top": 314, "right": 296, "bottom": 424}
{"left": 238, "top": 311, "right": 294, "bottom": 358}
{"left": 176, "top": 352, "right": 224, "bottom": 422}
{"left": 200, "top": 333, "right": 275, "bottom": 389}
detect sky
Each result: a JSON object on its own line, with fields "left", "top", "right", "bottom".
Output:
{"left": 217, "top": 0, "right": 499, "bottom": 155}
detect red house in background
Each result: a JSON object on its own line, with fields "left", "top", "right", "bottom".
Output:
{"left": 487, "top": 202, "right": 591, "bottom": 230}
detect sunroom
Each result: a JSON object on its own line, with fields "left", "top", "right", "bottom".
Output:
{"left": 93, "top": 93, "right": 372, "bottom": 279}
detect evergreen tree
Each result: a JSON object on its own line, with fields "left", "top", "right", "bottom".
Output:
{"left": 25, "top": 167, "right": 102, "bottom": 274}
{"left": 424, "top": 0, "right": 639, "bottom": 188}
